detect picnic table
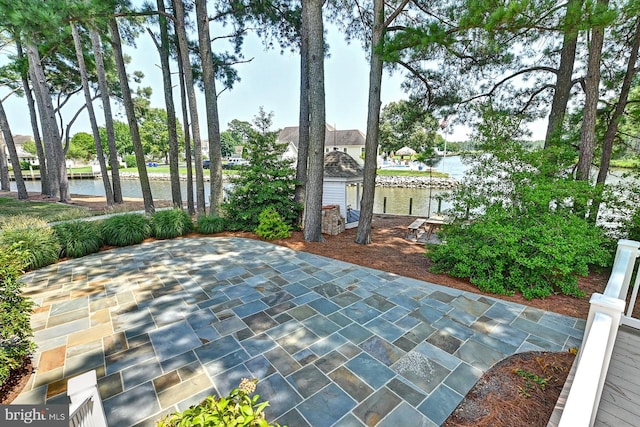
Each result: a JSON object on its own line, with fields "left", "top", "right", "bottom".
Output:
{"left": 405, "top": 216, "right": 450, "bottom": 241}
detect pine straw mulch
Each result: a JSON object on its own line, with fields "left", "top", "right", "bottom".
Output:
{"left": 1, "top": 193, "right": 606, "bottom": 424}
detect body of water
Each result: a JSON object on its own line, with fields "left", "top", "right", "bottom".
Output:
{"left": 11, "top": 156, "right": 470, "bottom": 218}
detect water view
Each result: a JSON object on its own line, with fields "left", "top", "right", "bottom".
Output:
{"left": 10, "top": 156, "right": 470, "bottom": 218}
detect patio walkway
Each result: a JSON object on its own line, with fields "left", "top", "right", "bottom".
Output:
{"left": 15, "top": 237, "right": 584, "bottom": 426}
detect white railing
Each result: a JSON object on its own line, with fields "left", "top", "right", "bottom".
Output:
{"left": 67, "top": 370, "right": 107, "bottom": 427}
{"left": 556, "top": 239, "right": 640, "bottom": 427}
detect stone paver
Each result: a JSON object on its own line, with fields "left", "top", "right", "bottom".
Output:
{"left": 15, "top": 237, "right": 583, "bottom": 426}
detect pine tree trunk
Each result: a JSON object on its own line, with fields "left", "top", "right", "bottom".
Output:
{"left": 15, "top": 37, "right": 48, "bottom": 195}
{"left": 577, "top": 0, "right": 608, "bottom": 181}
{"left": 109, "top": 18, "right": 155, "bottom": 213}
{"left": 26, "top": 42, "right": 68, "bottom": 202}
{"left": 175, "top": 33, "right": 195, "bottom": 215}
{"left": 356, "top": 0, "right": 384, "bottom": 245}
{"left": 71, "top": 22, "right": 114, "bottom": 206}
{"left": 544, "top": 0, "right": 581, "bottom": 147}
{"left": 195, "top": 0, "right": 223, "bottom": 215}
{"left": 302, "top": 0, "right": 325, "bottom": 242}
{"left": 0, "top": 100, "right": 28, "bottom": 199}
{"left": 295, "top": 3, "right": 310, "bottom": 226}
{"left": 90, "top": 29, "right": 123, "bottom": 204}
{"left": 155, "top": 0, "right": 182, "bottom": 208}
{"left": 0, "top": 133, "right": 9, "bottom": 191}
{"left": 173, "top": 0, "right": 205, "bottom": 216}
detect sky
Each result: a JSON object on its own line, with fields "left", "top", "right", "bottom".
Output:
{"left": 1, "top": 18, "right": 529, "bottom": 143}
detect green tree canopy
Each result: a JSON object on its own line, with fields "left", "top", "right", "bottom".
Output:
{"left": 379, "top": 99, "right": 440, "bottom": 158}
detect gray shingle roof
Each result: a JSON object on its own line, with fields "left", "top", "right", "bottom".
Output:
{"left": 278, "top": 125, "right": 365, "bottom": 148}
{"left": 324, "top": 150, "right": 363, "bottom": 178}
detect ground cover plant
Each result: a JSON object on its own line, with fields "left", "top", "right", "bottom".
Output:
{"left": 54, "top": 220, "right": 103, "bottom": 258}
{"left": 101, "top": 213, "right": 151, "bottom": 246}
{"left": 0, "top": 216, "right": 61, "bottom": 270}
{"left": 197, "top": 214, "right": 227, "bottom": 234}
{"left": 151, "top": 208, "right": 193, "bottom": 239}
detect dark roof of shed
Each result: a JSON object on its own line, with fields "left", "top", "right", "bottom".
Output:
{"left": 324, "top": 150, "right": 363, "bottom": 178}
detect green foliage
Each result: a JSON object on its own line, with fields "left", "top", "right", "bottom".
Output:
{"left": 429, "top": 205, "right": 611, "bottom": 299}
{"left": 0, "top": 197, "right": 91, "bottom": 222}
{"left": 197, "top": 214, "right": 227, "bottom": 234}
{"left": 101, "top": 213, "right": 151, "bottom": 246}
{"left": 379, "top": 99, "right": 440, "bottom": 157}
{"left": 255, "top": 207, "right": 292, "bottom": 240}
{"left": 0, "top": 245, "right": 34, "bottom": 385}
{"left": 222, "top": 112, "right": 301, "bottom": 231}
{"left": 151, "top": 208, "right": 193, "bottom": 239}
{"left": 0, "top": 216, "right": 60, "bottom": 270}
{"left": 124, "top": 154, "right": 137, "bottom": 168}
{"left": 158, "top": 379, "right": 282, "bottom": 427}
{"left": 139, "top": 108, "right": 185, "bottom": 162}
{"left": 54, "top": 220, "right": 103, "bottom": 258}
{"left": 68, "top": 132, "right": 95, "bottom": 160}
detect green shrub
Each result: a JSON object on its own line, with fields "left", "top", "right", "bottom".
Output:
{"left": 428, "top": 205, "right": 612, "bottom": 299}
{"left": 0, "top": 245, "right": 35, "bottom": 385}
{"left": 151, "top": 208, "right": 193, "bottom": 239}
{"left": 255, "top": 207, "right": 292, "bottom": 240}
{"left": 54, "top": 220, "right": 103, "bottom": 258}
{"left": 124, "top": 154, "right": 137, "bottom": 168}
{"left": 101, "top": 213, "right": 151, "bottom": 246}
{"left": 158, "top": 379, "right": 282, "bottom": 427}
{"left": 0, "top": 216, "right": 60, "bottom": 270}
{"left": 197, "top": 214, "right": 227, "bottom": 234}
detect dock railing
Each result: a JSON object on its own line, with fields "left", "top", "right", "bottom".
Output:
{"left": 557, "top": 239, "right": 640, "bottom": 426}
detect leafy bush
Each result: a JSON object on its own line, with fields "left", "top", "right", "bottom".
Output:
{"left": 151, "top": 208, "right": 193, "bottom": 239}
{"left": 197, "top": 214, "right": 227, "bottom": 234}
{"left": 222, "top": 110, "right": 301, "bottom": 231}
{"left": 428, "top": 205, "right": 612, "bottom": 299}
{"left": 0, "top": 216, "right": 60, "bottom": 270}
{"left": 0, "top": 245, "right": 35, "bottom": 385}
{"left": 158, "top": 378, "right": 282, "bottom": 427}
{"left": 255, "top": 207, "right": 292, "bottom": 240}
{"left": 54, "top": 220, "right": 103, "bottom": 258}
{"left": 101, "top": 213, "right": 151, "bottom": 246}
{"left": 124, "top": 154, "right": 137, "bottom": 168}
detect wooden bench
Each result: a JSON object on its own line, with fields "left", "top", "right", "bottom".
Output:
{"left": 406, "top": 218, "right": 427, "bottom": 240}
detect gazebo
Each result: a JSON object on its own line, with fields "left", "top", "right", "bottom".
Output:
{"left": 396, "top": 146, "right": 416, "bottom": 159}
{"left": 322, "top": 150, "right": 363, "bottom": 229}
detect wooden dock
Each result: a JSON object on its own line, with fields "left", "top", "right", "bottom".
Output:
{"left": 594, "top": 325, "right": 640, "bottom": 426}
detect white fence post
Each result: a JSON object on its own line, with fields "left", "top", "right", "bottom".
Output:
{"left": 67, "top": 370, "right": 107, "bottom": 427}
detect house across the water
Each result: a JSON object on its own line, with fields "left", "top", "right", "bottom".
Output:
{"left": 278, "top": 124, "right": 367, "bottom": 165}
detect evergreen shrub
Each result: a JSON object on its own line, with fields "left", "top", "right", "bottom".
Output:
{"left": 101, "top": 213, "right": 151, "bottom": 246}
{"left": 197, "top": 214, "right": 227, "bottom": 234}
{"left": 151, "top": 208, "right": 193, "bottom": 239}
{"left": 0, "top": 216, "right": 60, "bottom": 270}
{"left": 0, "top": 245, "right": 35, "bottom": 384}
{"left": 255, "top": 207, "right": 292, "bottom": 240}
{"left": 54, "top": 220, "right": 103, "bottom": 258}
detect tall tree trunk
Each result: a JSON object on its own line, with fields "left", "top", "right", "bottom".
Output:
{"left": 356, "top": 0, "right": 384, "bottom": 245}
{"left": 295, "top": 3, "right": 310, "bottom": 226}
{"left": 195, "top": 0, "right": 223, "bottom": 215}
{"left": 109, "top": 18, "right": 155, "bottom": 213}
{"left": 26, "top": 42, "right": 68, "bottom": 202}
{"left": 577, "top": 0, "right": 609, "bottom": 181}
{"left": 153, "top": 0, "right": 182, "bottom": 208}
{"left": 175, "top": 32, "right": 195, "bottom": 215}
{"left": 0, "top": 100, "right": 28, "bottom": 199}
{"left": 544, "top": 0, "right": 582, "bottom": 147}
{"left": 302, "top": 0, "right": 325, "bottom": 242}
{"left": 173, "top": 0, "right": 205, "bottom": 216}
{"left": 0, "top": 133, "right": 9, "bottom": 191}
{"left": 90, "top": 28, "right": 123, "bottom": 204}
{"left": 15, "top": 37, "right": 48, "bottom": 195}
{"left": 71, "top": 22, "right": 114, "bottom": 206}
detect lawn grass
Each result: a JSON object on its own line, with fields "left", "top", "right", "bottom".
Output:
{"left": 0, "top": 197, "right": 92, "bottom": 222}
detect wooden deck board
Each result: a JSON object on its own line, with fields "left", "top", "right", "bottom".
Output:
{"left": 595, "top": 326, "right": 640, "bottom": 426}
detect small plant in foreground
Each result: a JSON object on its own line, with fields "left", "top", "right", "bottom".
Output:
{"left": 157, "top": 378, "right": 284, "bottom": 427}
{"left": 515, "top": 368, "right": 548, "bottom": 398}
{"left": 255, "top": 207, "right": 292, "bottom": 240}
{"left": 101, "top": 213, "right": 151, "bottom": 246}
{"left": 197, "top": 214, "right": 227, "bottom": 234}
{"left": 0, "top": 215, "right": 60, "bottom": 270}
{"left": 0, "top": 245, "right": 35, "bottom": 385}
{"left": 54, "top": 220, "right": 103, "bottom": 258}
{"left": 151, "top": 208, "right": 193, "bottom": 239}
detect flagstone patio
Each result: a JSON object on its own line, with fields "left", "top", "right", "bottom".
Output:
{"left": 14, "top": 237, "right": 584, "bottom": 426}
